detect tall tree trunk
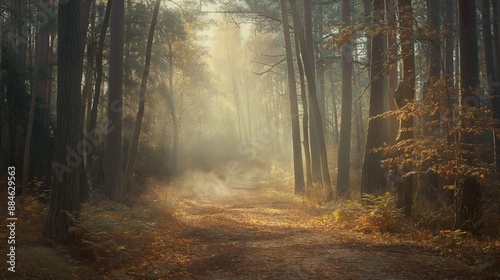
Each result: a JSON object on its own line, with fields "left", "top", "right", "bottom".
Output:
{"left": 423, "top": 0, "right": 441, "bottom": 201}
{"left": 166, "top": 41, "right": 180, "bottom": 173}
{"left": 39, "top": 0, "right": 53, "bottom": 111}
{"left": 493, "top": 0, "right": 500, "bottom": 87}
{"left": 44, "top": 0, "right": 85, "bottom": 242}
{"left": 105, "top": 0, "right": 125, "bottom": 202}
{"left": 22, "top": 77, "right": 36, "bottom": 196}
{"left": 444, "top": 0, "right": 455, "bottom": 93}
{"left": 330, "top": 68, "right": 340, "bottom": 144}
{"left": 22, "top": 1, "right": 52, "bottom": 193}
{"left": 294, "top": 27, "right": 312, "bottom": 189}
{"left": 386, "top": 0, "right": 398, "bottom": 145}
{"left": 362, "top": 0, "right": 372, "bottom": 73}
{"left": 394, "top": 0, "right": 416, "bottom": 216}
{"left": 280, "top": 0, "right": 305, "bottom": 194}
{"left": 360, "top": 0, "right": 388, "bottom": 195}
{"left": 443, "top": 1, "right": 456, "bottom": 195}
{"left": 0, "top": 18, "right": 3, "bottom": 153}
{"left": 491, "top": 0, "right": 500, "bottom": 171}
{"left": 13, "top": 0, "right": 27, "bottom": 64}
{"left": 303, "top": 0, "right": 332, "bottom": 199}
{"left": 316, "top": 4, "right": 326, "bottom": 134}
{"left": 80, "top": 4, "right": 95, "bottom": 202}
{"left": 354, "top": 98, "right": 364, "bottom": 168}
{"left": 124, "top": 0, "right": 161, "bottom": 192}
{"left": 482, "top": 0, "right": 496, "bottom": 94}
{"left": 89, "top": 0, "right": 112, "bottom": 141}
{"left": 458, "top": 0, "right": 482, "bottom": 232}
{"left": 289, "top": 0, "right": 322, "bottom": 186}
{"left": 337, "top": 0, "right": 353, "bottom": 197}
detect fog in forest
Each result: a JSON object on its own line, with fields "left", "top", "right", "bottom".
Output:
{"left": 165, "top": 12, "right": 298, "bottom": 187}
{"left": 1, "top": 0, "right": 499, "bottom": 278}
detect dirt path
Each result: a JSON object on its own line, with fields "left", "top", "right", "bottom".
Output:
{"left": 98, "top": 172, "right": 493, "bottom": 280}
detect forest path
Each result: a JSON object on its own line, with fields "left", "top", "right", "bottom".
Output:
{"left": 104, "top": 170, "right": 489, "bottom": 279}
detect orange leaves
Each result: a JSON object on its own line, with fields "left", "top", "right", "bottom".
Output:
{"left": 371, "top": 76, "right": 499, "bottom": 188}
{"left": 324, "top": 22, "right": 366, "bottom": 51}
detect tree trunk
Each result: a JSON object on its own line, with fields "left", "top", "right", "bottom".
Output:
{"left": 80, "top": 7, "right": 95, "bottom": 202}
{"left": 294, "top": 27, "right": 312, "bottom": 189}
{"left": 458, "top": 0, "right": 482, "bottom": 232}
{"left": 44, "top": 0, "right": 85, "bottom": 242}
{"left": 337, "top": 0, "right": 353, "bottom": 197}
{"left": 13, "top": 0, "right": 27, "bottom": 64}
{"left": 444, "top": 0, "right": 455, "bottom": 93}
{"left": 280, "top": 0, "right": 305, "bottom": 194}
{"left": 330, "top": 68, "right": 340, "bottom": 144}
{"left": 360, "top": 0, "right": 388, "bottom": 195}
{"left": 289, "top": 0, "right": 322, "bottom": 187}
{"left": 166, "top": 41, "right": 179, "bottom": 173}
{"left": 105, "top": 0, "right": 125, "bottom": 202}
{"left": 386, "top": 0, "right": 398, "bottom": 145}
{"left": 22, "top": 0, "right": 53, "bottom": 192}
{"left": 490, "top": 0, "right": 500, "bottom": 171}
{"left": 22, "top": 80, "right": 36, "bottom": 196}
{"left": 316, "top": 4, "right": 326, "bottom": 134}
{"left": 303, "top": 0, "right": 332, "bottom": 199}
{"left": 481, "top": 0, "right": 496, "bottom": 94}
{"left": 89, "top": 0, "right": 112, "bottom": 142}
{"left": 423, "top": 0, "right": 441, "bottom": 202}
{"left": 443, "top": 1, "right": 456, "bottom": 199}
{"left": 394, "top": 0, "right": 416, "bottom": 216}
{"left": 0, "top": 18, "right": 3, "bottom": 154}
{"left": 124, "top": 0, "right": 161, "bottom": 192}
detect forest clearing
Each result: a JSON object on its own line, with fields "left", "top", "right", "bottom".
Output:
{"left": 2, "top": 0, "right": 500, "bottom": 279}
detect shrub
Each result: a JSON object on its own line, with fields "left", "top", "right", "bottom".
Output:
{"left": 331, "top": 193, "right": 407, "bottom": 233}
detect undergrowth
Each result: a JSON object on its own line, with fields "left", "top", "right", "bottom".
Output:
{"left": 328, "top": 192, "right": 407, "bottom": 233}
{"left": 325, "top": 192, "right": 500, "bottom": 275}
{"left": 73, "top": 200, "right": 159, "bottom": 267}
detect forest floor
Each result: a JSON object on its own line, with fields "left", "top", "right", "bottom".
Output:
{"left": 1, "top": 167, "right": 499, "bottom": 279}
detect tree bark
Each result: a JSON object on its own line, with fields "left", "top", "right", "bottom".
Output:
{"left": 166, "top": 41, "right": 180, "bottom": 173}
{"left": 490, "top": 0, "right": 500, "bottom": 170}
{"left": 360, "top": 0, "right": 388, "bottom": 195}
{"left": 316, "top": 4, "right": 326, "bottom": 134}
{"left": 337, "top": 0, "right": 353, "bottom": 197}
{"left": 105, "top": 0, "right": 125, "bottom": 202}
{"left": 330, "top": 69, "right": 340, "bottom": 144}
{"left": 124, "top": 0, "right": 161, "bottom": 192}
{"left": 444, "top": 0, "right": 455, "bottom": 94}
{"left": 386, "top": 0, "right": 398, "bottom": 145}
{"left": 423, "top": 0, "right": 441, "bottom": 201}
{"left": 458, "top": 0, "right": 482, "bottom": 232}
{"left": 89, "top": 0, "right": 112, "bottom": 142}
{"left": 289, "top": 0, "right": 322, "bottom": 187}
{"left": 394, "top": 0, "right": 416, "bottom": 216}
{"left": 280, "top": 0, "right": 305, "bottom": 194}
{"left": 293, "top": 21, "right": 312, "bottom": 189}
{"left": 44, "top": 0, "right": 85, "bottom": 242}
{"left": 303, "top": 0, "right": 332, "bottom": 199}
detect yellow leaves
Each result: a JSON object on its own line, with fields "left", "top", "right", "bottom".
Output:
{"left": 372, "top": 75, "right": 499, "bottom": 187}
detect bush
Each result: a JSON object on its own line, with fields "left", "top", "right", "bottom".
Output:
{"left": 330, "top": 193, "right": 407, "bottom": 233}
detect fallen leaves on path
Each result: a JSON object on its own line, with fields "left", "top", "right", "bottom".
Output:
{"left": 78, "top": 174, "right": 497, "bottom": 280}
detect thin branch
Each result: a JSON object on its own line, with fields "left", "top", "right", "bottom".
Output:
{"left": 252, "top": 58, "right": 286, "bottom": 75}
